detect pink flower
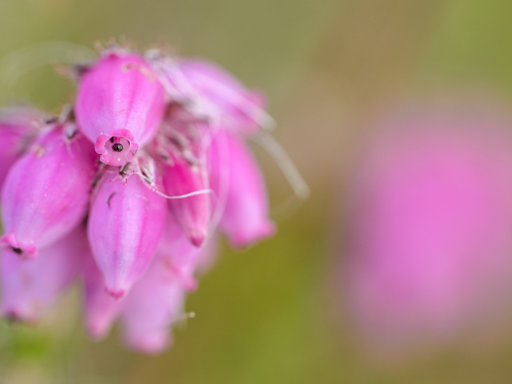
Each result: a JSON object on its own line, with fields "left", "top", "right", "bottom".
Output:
{"left": 344, "top": 109, "right": 512, "bottom": 356}
{"left": 0, "top": 106, "right": 44, "bottom": 190}
{"left": 1, "top": 225, "right": 86, "bottom": 322}
{"left": 0, "top": 45, "right": 281, "bottom": 353}
{"left": 75, "top": 51, "right": 165, "bottom": 166}
{"left": 209, "top": 130, "right": 275, "bottom": 248}
{"left": 1, "top": 123, "right": 97, "bottom": 259}
{"left": 88, "top": 167, "right": 167, "bottom": 298}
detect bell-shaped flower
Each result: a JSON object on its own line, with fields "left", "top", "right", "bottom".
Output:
{"left": 162, "top": 149, "right": 211, "bottom": 248}
{"left": 1, "top": 123, "right": 97, "bottom": 259}
{"left": 75, "top": 51, "right": 166, "bottom": 166}
{"left": 120, "top": 217, "right": 218, "bottom": 353}
{"left": 0, "top": 106, "right": 44, "bottom": 190}
{"left": 209, "top": 131, "right": 274, "bottom": 248}
{"left": 87, "top": 167, "right": 167, "bottom": 298}
{"left": 0, "top": 225, "right": 86, "bottom": 322}
{"left": 119, "top": 256, "right": 186, "bottom": 354}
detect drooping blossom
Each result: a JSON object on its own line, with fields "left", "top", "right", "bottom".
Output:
{"left": 344, "top": 108, "right": 512, "bottom": 357}
{"left": 0, "top": 43, "right": 287, "bottom": 353}
{"left": 75, "top": 50, "right": 165, "bottom": 166}
{"left": 209, "top": 130, "right": 275, "bottom": 248}
{"left": 88, "top": 162, "right": 167, "bottom": 298}
{"left": 1, "top": 122, "right": 97, "bottom": 259}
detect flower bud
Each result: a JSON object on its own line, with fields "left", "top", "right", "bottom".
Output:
{"left": 209, "top": 131, "right": 274, "bottom": 247}
{"left": 88, "top": 171, "right": 167, "bottom": 298}
{"left": 0, "top": 225, "right": 85, "bottom": 322}
{"left": 1, "top": 124, "right": 97, "bottom": 259}
{"left": 75, "top": 52, "right": 165, "bottom": 166}
{"left": 162, "top": 151, "right": 211, "bottom": 247}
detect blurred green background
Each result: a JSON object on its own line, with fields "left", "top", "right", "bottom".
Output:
{"left": 2, "top": 0, "right": 512, "bottom": 383}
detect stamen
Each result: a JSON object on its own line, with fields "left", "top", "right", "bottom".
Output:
{"left": 112, "top": 143, "right": 123, "bottom": 152}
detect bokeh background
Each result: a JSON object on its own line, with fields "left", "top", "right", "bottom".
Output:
{"left": 3, "top": 0, "right": 512, "bottom": 383}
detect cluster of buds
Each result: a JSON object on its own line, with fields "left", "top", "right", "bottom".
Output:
{"left": 0, "top": 45, "right": 276, "bottom": 353}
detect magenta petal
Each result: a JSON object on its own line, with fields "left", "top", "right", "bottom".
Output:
{"left": 209, "top": 131, "right": 274, "bottom": 248}
{"left": 120, "top": 257, "right": 186, "bottom": 354}
{"left": 75, "top": 52, "right": 165, "bottom": 165}
{"left": 0, "top": 225, "right": 85, "bottom": 322}
{"left": 82, "top": 248, "right": 124, "bottom": 339}
{"left": 88, "top": 173, "right": 167, "bottom": 298}
{"left": 162, "top": 152, "right": 211, "bottom": 247}
{"left": 1, "top": 125, "right": 97, "bottom": 258}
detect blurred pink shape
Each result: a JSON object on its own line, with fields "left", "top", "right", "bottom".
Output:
{"left": 345, "top": 108, "right": 512, "bottom": 356}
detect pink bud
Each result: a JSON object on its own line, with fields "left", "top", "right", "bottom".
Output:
{"left": 0, "top": 224, "right": 85, "bottom": 322}
{"left": 169, "top": 59, "right": 269, "bottom": 135}
{"left": 209, "top": 131, "right": 274, "bottom": 248}
{"left": 0, "top": 107, "right": 44, "bottom": 190}
{"left": 88, "top": 171, "right": 167, "bottom": 298}
{"left": 1, "top": 124, "right": 97, "bottom": 259}
{"left": 162, "top": 150, "right": 211, "bottom": 247}
{"left": 120, "top": 257, "right": 186, "bottom": 354}
{"left": 82, "top": 248, "right": 124, "bottom": 339}
{"left": 75, "top": 52, "right": 165, "bottom": 166}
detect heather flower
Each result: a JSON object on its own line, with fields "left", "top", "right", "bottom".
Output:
{"left": 344, "top": 109, "right": 512, "bottom": 357}
{"left": 1, "top": 225, "right": 86, "bottom": 322}
{"left": 209, "top": 130, "right": 275, "bottom": 248}
{"left": 1, "top": 122, "right": 97, "bottom": 259}
{"left": 0, "top": 43, "right": 292, "bottom": 353}
{"left": 75, "top": 51, "right": 165, "bottom": 166}
{"left": 88, "top": 164, "right": 167, "bottom": 298}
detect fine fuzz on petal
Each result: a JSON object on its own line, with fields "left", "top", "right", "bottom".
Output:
{"left": 1, "top": 124, "right": 97, "bottom": 258}
{"left": 75, "top": 52, "right": 165, "bottom": 166}
{"left": 88, "top": 171, "right": 167, "bottom": 298}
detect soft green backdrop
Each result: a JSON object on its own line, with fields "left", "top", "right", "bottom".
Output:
{"left": 1, "top": 0, "right": 512, "bottom": 383}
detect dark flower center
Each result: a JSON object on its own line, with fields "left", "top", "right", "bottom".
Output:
{"left": 113, "top": 143, "right": 124, "bottom": 152}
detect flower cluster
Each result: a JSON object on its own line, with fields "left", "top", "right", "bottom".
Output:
{"left": 0, "top": 45, "right": 275, "bottom": 353}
